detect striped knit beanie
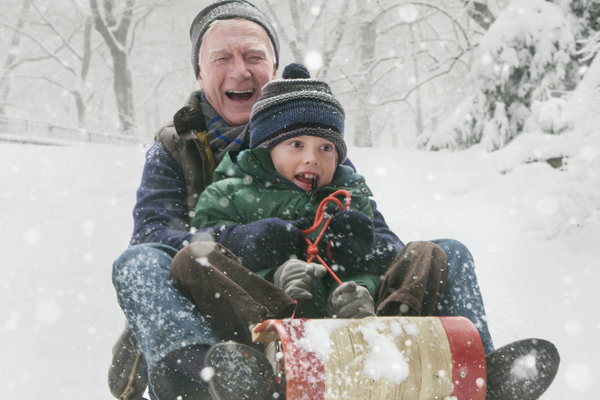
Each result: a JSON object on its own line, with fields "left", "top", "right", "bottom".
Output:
{"left": 190, "top": 0, "right": 280, "bottom": 78}
{"left": 250, "top": 63, "right": 347, "bottom": 164}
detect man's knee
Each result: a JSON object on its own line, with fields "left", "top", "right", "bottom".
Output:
{"left": 431, "top": 238, "right": 473, "bottom": 264}
{"left": 112, "top": 243, "right": 175, "bottom": 289}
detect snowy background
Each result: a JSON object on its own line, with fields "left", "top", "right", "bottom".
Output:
{"left": 1, "top": 127, "right": 598, "bottom": 399}
{"left": 2, "top": 0, "right": 599, "bottom": 399}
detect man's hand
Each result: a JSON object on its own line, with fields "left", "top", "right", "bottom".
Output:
{"left": 217, "top": 217, "right": 311, "bottom": 271}
{"left": 274, "top": 259, "right": 327, "bottom": 301}
{"left": 327, "top": 281, "right": 375, "bottom": 318}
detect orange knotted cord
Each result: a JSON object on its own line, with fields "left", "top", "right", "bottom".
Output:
{"left": 290, "top": 190, "right": 351, "bottom": 318}
{"left": 301, "top": 189, "right": 352, "bottom": 286}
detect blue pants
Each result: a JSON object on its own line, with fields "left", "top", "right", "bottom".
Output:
{"left": 433, "top": 238, "right": 494, "bottom": 354}
{"left": 113, "top": 239, "right": 494, "bottom": 396}
{"left": 112, "top": 243, "right": 218, "bottom": 398}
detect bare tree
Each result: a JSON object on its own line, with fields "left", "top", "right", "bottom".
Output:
{"left": 335, "top": 0, "right": 479, "bottom": 147}
{"left": 89, "top": 0, "right": 139, "bottom": 135}
{"left": 1, "top": 0, "right": 103, "bottom": 129}
{"left": 263, "top": 0, "right": 351, "bottom": 79}
{"left": 0, "top": 0, "right": 33, "bottom": 119}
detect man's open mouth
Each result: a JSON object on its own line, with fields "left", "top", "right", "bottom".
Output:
{"left": 225, "top": 90, "right": 254, "bottom": 101}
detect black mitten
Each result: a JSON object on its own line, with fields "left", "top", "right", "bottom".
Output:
{"left": 217, "top": 217, "right": 310, "bottom": 272}
{"left": 327, "top": 210, "right": 375, "bottom": 267}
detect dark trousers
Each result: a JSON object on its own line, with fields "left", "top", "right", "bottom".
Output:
{"left": 169, "top": 241, "right": 448, "bottom": 346}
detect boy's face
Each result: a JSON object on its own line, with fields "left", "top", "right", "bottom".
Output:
{"left": 269, "top": 135, "right": 337, "bottom": 192}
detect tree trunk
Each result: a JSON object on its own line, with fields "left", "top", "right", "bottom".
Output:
{"left": 89, "top": 0, "right": 136, "bottom": 135}
{"left": 0, "top": 0, "right": 32, "bottom": 119}
{"left": 410, "top": 22, "right": 423, "bottom": 138}
{"left": 354, "top": 15, "right": 376, "bottom": 147}
{"left": 112, "top": 52, "right": 135, "bottom": 134}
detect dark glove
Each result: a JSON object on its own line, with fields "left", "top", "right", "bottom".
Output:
{"left": 217, "top": 217, "right": 310, "bottom": 272}
{"left": 327, "top": 281, "right": 375, "bottom": 318}
{"left": 327, "top": 210, "right": 375, "bottom": 266}
{"left": 274, "top": 259, "right": 327, "bottom": 301}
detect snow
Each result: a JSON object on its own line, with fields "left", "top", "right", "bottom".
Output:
{"left": 511, "top": 351, "right": 539, "bottom": 380}
{"left": 355, "top": 319, "right": 412, "bottom": 385}
{"left": 1, "top": 129, "right": 598, "bottom": 399}
{"left": 297, "top": 319, "right": 347, "bottom": 361}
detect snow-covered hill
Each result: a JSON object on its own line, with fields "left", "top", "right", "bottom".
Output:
{"left": 1, "top": 135, "right": 597, "bottom": 399}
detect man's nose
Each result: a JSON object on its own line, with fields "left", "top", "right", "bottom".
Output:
{"left": 230, "top": 56, "right": 251, "bottom": 80}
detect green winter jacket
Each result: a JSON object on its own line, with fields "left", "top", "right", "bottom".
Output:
{"left": 192, "top": 146, "right": 375, "bottom": 227}
{"left": 191, "top": 146, "right": 382, "bottom": 318}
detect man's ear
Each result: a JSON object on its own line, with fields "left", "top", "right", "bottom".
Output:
{"left": 197, "top": 68, "right": 204, "bottom": 89}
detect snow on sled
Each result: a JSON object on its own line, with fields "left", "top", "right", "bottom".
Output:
{"left": 252, "top": 316, "right": 486, "bottom": 400}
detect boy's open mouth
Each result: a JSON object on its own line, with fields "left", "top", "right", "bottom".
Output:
{"left": 225, "top": 90, "right": 254, "bottom": 101}
{"left": 296, "top": 173, "right": 319, "bottom": 190}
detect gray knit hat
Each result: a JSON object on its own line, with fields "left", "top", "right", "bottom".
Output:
{"left": 250, "top": 63, "right": 347, "bottom": 164}
{"left": 190, "top": 0, "right": 280, "bottom": 78}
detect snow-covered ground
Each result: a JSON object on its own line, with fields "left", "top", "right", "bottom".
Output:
{"left": 1, "top": 134, "right": 598, "bottom": 399}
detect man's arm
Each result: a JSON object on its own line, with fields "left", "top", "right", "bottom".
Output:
{"left": 130, "top": 142, "right": 194, "bottom": 249}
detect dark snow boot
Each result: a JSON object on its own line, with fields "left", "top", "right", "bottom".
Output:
{"left": 108, "top": 324, "right": 148, "bottom": 400}
{"left": 204, "top": 341, "right": 281, "bottom": 400}
{"left": 486, "top": 338, "right": 560, "bottom": 400}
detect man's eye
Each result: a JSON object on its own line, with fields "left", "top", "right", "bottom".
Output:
{"left": 290, "top": 141, "right": 302, "bottom": 148}
{"left": 213, "top": 56, "right": 230, "bottom": 63}
{"left": 322, "top": 144, "right": 333, "bottom": 151}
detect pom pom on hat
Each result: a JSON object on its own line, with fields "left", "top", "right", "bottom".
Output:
{"left": 282, "top": 63, "right": 310, "bottom": 79}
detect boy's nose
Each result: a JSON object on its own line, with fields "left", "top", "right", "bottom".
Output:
{"left": 303, "top": 149, "right": 319, "bottom": 164}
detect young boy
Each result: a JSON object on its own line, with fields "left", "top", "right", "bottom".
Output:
{"left": 186, "top": 62, "right": 425, "bottom": 323}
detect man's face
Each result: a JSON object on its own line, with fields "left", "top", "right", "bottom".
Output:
{"left": 269, "top": 135, "right": 338, "bottom": 192}
{"left": 198, "top": 19, "right": 277, "bottom": 126}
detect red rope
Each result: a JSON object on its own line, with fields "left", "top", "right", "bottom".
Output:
{"left": 301, "top": 189, "right": 351, "bottom": 286}
{"left": 290, "top": 190, "right": 351, "bottom": 319}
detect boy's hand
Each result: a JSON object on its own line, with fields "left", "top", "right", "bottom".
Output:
{"left": 274, "top": 259, "right": 327, "bottom": 301}
{"left": 327, "top": 210, "right": 375, "bottom": 264}
{"left": 327, "top": 281, "right": 375, "bottom": 318}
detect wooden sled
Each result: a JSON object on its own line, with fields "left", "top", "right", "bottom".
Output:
{"left": 252, "top": 316, "right": 486, "bottom": 400}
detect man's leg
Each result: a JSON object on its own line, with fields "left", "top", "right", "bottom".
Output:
{"left": 112, "top": 243, "right": 219, "bottom": 399}
{"left": 432, "top": 238, "right": 494, "bottom": 354}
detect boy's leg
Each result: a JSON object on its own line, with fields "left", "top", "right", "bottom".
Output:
{"left": 112, "top": 243, "right": 218, "bottom": 399}
{"left": 432, "top": 238, "right": 494, "bottom": 354}
{"left": 169, "top": 241, "right": 296, "bottom": 345}
{"left": 375, "top": 241, "right": 449, "bottom": 316}
{"left": 169, "top": 242, "right": 292, "bottom": 400}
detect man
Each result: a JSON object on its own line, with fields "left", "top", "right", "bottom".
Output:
{"left": 109, "top": 2, "right": 558, "bottom": 399}
{"left": 108, "top": 2, "right": 280, "bottom": 399}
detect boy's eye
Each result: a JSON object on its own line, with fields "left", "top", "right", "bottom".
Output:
{"left": 289, "top": 140, "right": 303, "bottom": 148}
{"left": 321, "top": 144, "right": 333, "bottom": 151}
